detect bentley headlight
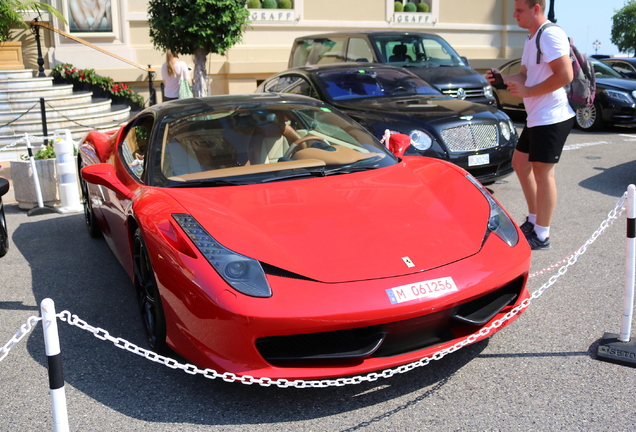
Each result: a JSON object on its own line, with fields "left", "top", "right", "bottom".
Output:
{"left": 409, "top": 130, "right": 433, "bottom": 151}
{"left": 173, "top": 214, "right": 272, "bottom": 298}
{"left": 466, "top": 175, "right": 519, "bottom": 247}
{"left": 499, "top": 120, "right": 511, "bottom": 141}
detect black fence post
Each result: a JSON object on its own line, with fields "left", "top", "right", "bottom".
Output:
{"left": 40, "top": 98, "right": 48, "bottom": 146}
{"left": 148, "top": 66, "right": 157, "bottom": 106}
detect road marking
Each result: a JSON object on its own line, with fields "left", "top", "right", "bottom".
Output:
{"left": 563, "top": 141, "right": 609, "bottom": 151}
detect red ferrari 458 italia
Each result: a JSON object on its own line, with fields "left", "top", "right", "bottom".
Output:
{"left": 79, "top": 93, "right": 531, "bottom": 380}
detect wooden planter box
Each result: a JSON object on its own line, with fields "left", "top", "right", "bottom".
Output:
{"left": 0, "top": 41, "right": 24, "bottom": 70}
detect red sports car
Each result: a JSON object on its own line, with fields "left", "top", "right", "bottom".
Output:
{"left": 79, "top": 94, "right": 531, "bottom": 380}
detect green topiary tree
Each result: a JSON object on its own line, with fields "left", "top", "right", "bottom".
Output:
{"left": 394, "top": 1, "right": 404, "bottom": 12}
{"left": 247, "top": 0, "right": 261, "bottom": 8}
{"left": 262, "top": 0, "right": 277, "bottom": 8}
{"left": 417, "top": 2, "right": 429, "bottom": 13}
{"left": 278, "top": 0, "right": 293, "bottom": 9}
{"left": 403, "top": 2, "right": 417, "bottom": 12}
{"left": 148, "top": 0, "right": 250, "bottom": 97}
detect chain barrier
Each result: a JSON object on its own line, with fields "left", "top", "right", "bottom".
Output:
{"left": 0, "top": 316, "right": 42, "bottom": 363}
{"left": 0, "top": 103, "right": 39, "bottom": 132}
{"left": 0, "top": 192, "right": 629, "bottom": 387}
{"left": 44, "top": 101, "right": 126, "bottom": 131}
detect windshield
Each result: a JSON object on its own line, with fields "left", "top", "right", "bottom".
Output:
{"left": 592, "top": 59, "right": 624, "bottom": 79}
{"left": 151, "top": 102, "right": 397, "bottom": 187}
{"left": 370, "top": 34, "right": 466, "bottom": 67}
{"left": 315, "top": 68, "right": 441, "bottom": 101}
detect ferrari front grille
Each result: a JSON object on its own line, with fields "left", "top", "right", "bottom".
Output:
{"left": 255, "top": 277, "right": 525, "bottom": 367}
{"left": 441, "top": 123, "right": 498, "bottom": 152}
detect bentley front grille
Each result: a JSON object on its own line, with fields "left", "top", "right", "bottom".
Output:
{"left": 441, "top": 123, "right": 498, "bottom": 152}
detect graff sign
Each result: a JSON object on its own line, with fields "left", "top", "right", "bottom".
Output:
{"left": 250, "top": 10, "right": 296, "bottom": 22}
{"left": 393, "top": 13, "right": 435, "bottom": 25}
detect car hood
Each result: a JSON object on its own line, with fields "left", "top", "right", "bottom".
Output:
{"left": 157, "top": 158, "right": 490, "bottom": 283}
{"left": 597, "top": 77, "right": 636, "bottom": 92}
{"left": 401, "top": 65, "right": 489, "bottom": 89}
{"left": 333, "top": 96, "right": 498, "bottom": 123}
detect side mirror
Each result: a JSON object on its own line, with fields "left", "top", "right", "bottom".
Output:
{"left": 388, "top": 133, "right": 411, "bottom": 157}
{"left": 461, "top": 56, "right": 470, "bottom": 66}
{"left": 81, "top": 164, "right": 135, "bottom": 200}
{"left": 0, "top": 178, "right": 8, "bottom": 197}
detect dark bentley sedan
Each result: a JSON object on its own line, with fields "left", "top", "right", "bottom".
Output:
{"left": 257, "top": 64, "right": 517, "bottom": 183}
{"left": 494, "top": 58, "right": 636, "bottom": 131}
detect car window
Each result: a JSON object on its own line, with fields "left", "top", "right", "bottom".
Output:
{"left": 346, "top": 38, "right": 374, "bottom": 63}
{"left": 152, "top": 103, "right": 396, "bottom": 186}
{"left": 315, "top": 68, "right": 441, "bottom": 101}
{"left": 606, "top": 61, "right": 636, "bottom": 75}
{"left": 501, "top": 60, "right": 521, "bottom": 76}
{"left": 264, "top": 75, "right": 318, "bottom": 99}
{"left": 121, "top": 116, "right": 153, "bottom": 181}
{"left": 290, "top": 38, "right": 346, "bottom": 67}
{"left": 371, "top": 34, "right": 465, "bottom": 66}
{"left": 592, "top": 60, "right": 624, "bottom": 78}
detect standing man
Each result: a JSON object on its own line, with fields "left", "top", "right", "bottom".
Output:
{"left": 487, "top": 0, "right": 574, "bottom": 250}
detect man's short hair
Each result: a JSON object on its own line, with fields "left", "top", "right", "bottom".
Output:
{"left": 524, "top": 0, "right": 546, "bottom": 12}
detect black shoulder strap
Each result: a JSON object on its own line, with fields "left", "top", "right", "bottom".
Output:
{"left": 535, "top": 22, "right": 559, "bottom": 64}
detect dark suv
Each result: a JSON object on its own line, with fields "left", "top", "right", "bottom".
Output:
{"left": 289, "top": 31, "right": 495, "bottom": 106}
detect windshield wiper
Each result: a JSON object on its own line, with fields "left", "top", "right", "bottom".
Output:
{"left": 170, "top": 178, "right": 247, "bottom": 188}
{"left": 261, "top": 168, "right": 326, "bottom": 183}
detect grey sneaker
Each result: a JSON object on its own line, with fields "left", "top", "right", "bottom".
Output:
{"left": 525, "top": 230, "right": 551, "bottom": 250}
{"left": 519, "top": 217, "right": 534, "bottom": 235}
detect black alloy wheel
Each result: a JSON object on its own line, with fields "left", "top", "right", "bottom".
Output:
{"left": 0, "top": 199, "right": 8, "bottom": 258}
{"left": 133, "top": 228, "right": 168, "bottom": 353}
{"left": 79, "top": 163, "right": 101, "bottom": 238}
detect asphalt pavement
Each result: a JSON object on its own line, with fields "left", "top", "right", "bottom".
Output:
{"left": 0, "top": 123, "right": 635, "bottom": 431}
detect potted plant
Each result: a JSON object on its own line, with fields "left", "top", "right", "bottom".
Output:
{"left": 0, "top": 0, "right": 65, "bottom": 69}
{"left": 10, "top": 145, "right": 60, "bottom": 210}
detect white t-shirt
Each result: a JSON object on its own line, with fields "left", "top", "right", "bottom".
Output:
{"left": 521, "top": 23, "right": 575, "bottom": 128}
{"left": 161, "top": 60, "right": 189, "bottom": 99}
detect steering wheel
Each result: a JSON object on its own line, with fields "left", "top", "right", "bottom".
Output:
{"left": 283, "top": 136, "right": 329, "bottom": 159}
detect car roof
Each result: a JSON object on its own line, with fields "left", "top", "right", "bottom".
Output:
{"left": 294, "top": 30, "right": 441, "bottom": 40}
{"left": 282, "top": 63, "right": 419, "bottom": 74}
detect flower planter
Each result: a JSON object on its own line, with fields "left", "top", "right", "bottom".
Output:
{"left": 10, "top": 159, "right": 60, "bottom": 210}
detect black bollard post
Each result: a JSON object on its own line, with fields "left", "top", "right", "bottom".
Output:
{"left": 148, "top": 66, "right": 156, "bottom": 106}
{"left": 40, "top": 98, "right": 48, "bottom": 146}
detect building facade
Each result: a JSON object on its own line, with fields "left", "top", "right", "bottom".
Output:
{"left": 13, "top": 0, "right": 529, "bottom": 103}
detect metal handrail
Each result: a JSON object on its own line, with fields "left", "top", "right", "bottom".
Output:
{"left": 28, "top": 19, "right": 156, "bottom": 105}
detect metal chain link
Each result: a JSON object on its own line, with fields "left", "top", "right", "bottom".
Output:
{"left": 0, "top": 103, "right": 39, "bottom": 132}
{"left": 0, "top": 192, "right": 629, "bottom": 387}
{"left": 0, "top": 316, "right": 42, "bottom": 362}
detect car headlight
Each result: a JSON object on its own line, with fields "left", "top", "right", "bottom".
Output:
{"left": 484, "top": 85, "right": 494, "bottom": 99}
{"left": 465, "top": 175, "right": 519, "bottom": 247}
{"left": 173, "top": 214, "right": 272, "bottom": 298}
{"left": 499, "top": 120, "right": 511, "bottom": 141}
{"left": 605, "top": 89, "right": 634, "bottom": 104}
{"left": 408, "top": 129, "right": 433, "bottom": 151}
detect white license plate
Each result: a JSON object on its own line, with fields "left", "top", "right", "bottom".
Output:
{"left": 386, "top": 277, "right": 458, "bottom": 305}
{"left": 468, "top": 154, "right": 490, "bottom": 166}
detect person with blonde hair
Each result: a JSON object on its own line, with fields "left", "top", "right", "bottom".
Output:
{"left": 161, "top": 50, "right": 191, "bottom": 102}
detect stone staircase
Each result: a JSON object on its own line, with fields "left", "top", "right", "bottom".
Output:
{"left": 0, "top": 69, "right": 133, "bottom": 161}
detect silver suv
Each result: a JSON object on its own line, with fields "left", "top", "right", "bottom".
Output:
{"left": 289, "top": 31, "right": 495, "bottom": 106}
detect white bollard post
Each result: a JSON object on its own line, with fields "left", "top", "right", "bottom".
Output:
{"left": 620, "top": 184, "right": 636, "bottom": 342}
{"left": 54, "top": 130, "right": 83, "bottom": 214}
{"left": 40, "top": 298, "right": 70, "bottom": 432}
{"left": 25, "top": 133, "right": 45, "bottom": 209}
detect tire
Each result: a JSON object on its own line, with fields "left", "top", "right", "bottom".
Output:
{"left": 0, "top": 199, "right": 8, "bottom": 258}
{"left": 133, "top": 228, "right": 168, "bottom": 353}
{"left": 575, "top": 100, "right": 603, "bottom": 131}
{"left": 79, "top": 164, "right": 102, "bottom": 238}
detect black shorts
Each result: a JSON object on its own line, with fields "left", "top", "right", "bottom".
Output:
{"left": 516, "top": 117, "right": 575, "bottom": 163}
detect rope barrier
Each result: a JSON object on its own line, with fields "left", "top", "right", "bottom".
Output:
{"left": 0, "top": 190, "right": 629, "bottom": 389}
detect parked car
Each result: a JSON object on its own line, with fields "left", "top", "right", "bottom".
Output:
{"left": 257, "top": 64, "right": 517, "bottom": 183}
{"left": 0, "top": 177, "right": 9, "bottom": 257}
{"left": 289, "top": 31, "right": 496, "bottom": 106}
{"left": 493, "top": 58, "right": 636, "bottom": 131}
{"left": 600, "top": 57, "right": 636, "bottom": 79}
{"left": 78, "top": 93, "right": 531, "bottom": 380}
